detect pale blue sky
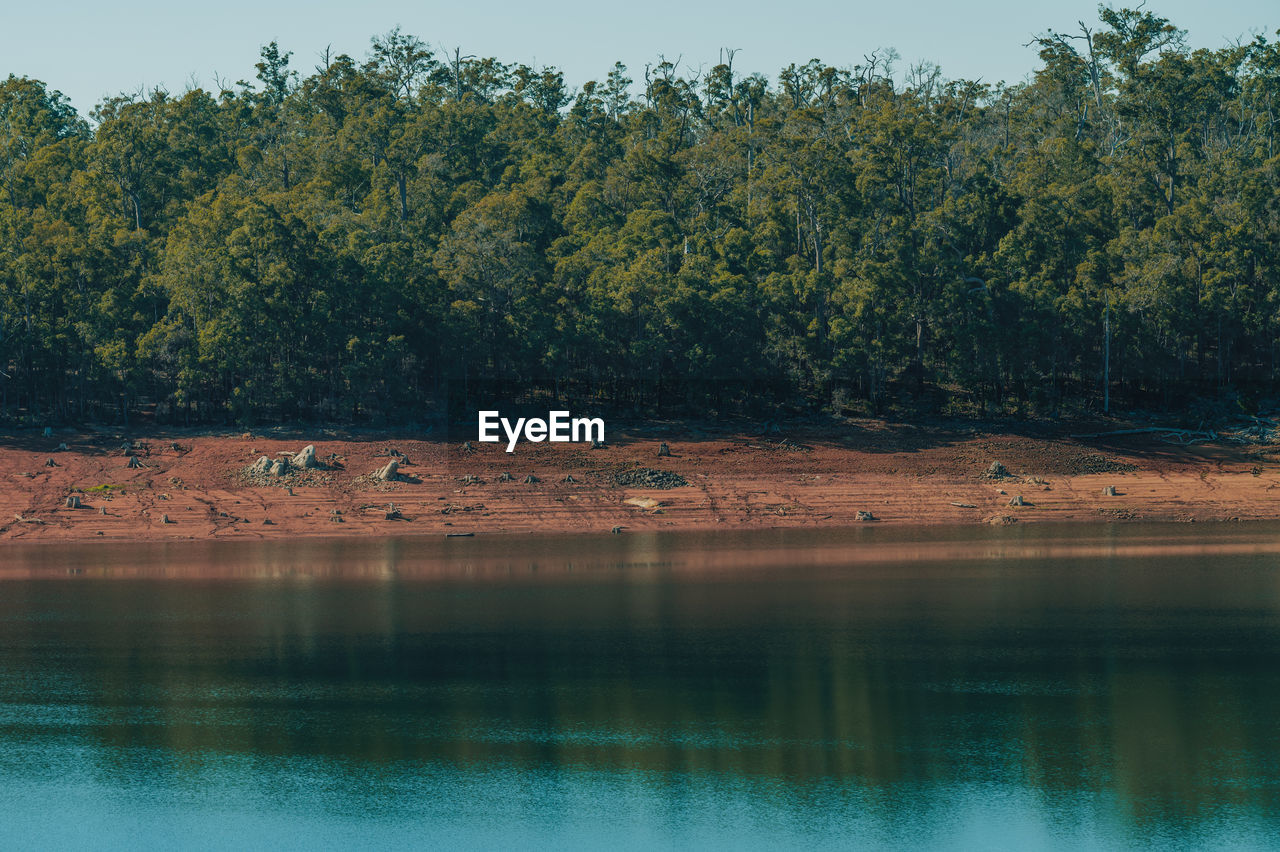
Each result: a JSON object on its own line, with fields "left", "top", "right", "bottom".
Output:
{"left": 4, "top": 0, "right": 1275, "bottom": 114}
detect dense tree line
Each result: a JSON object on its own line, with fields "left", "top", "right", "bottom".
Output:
{"left": 2, "top": 7, "right": 1279, "bottom": 424}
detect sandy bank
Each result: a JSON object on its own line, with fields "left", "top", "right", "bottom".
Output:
{"left": 2, "top": 422, "right": 1277, "bottom": 543}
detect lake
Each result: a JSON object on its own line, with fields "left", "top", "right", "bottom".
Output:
{"left": 2, "top": 524, "right": 1280, "bottom": 849}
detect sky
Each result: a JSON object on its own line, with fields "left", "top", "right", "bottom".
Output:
{"left": 3, "top": 0, "right": 1275, "bottom": 115}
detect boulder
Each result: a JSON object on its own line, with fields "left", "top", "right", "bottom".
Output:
{"left": 1008, "top": 495, "right": 1028, "bottom": 507}
{"left": 247, "top": 456, "right": 273, "bottom": 476}
{"left": 375, "top": 460, "right": 400, "bottom": 482}
{"left": 292, "top": 445, "right": 318, "bottom": 470}
{"left": 856, "top": 510, "right": 878, "bottom": 521}
{"left": 268, "top": 459, "right": 288, "bottom": 476}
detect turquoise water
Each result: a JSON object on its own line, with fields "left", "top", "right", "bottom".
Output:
{"left": 3, "top": 526, "right": 1280, "bottom": 849}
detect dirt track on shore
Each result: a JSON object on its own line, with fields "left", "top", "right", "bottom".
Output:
{"left": 2, "top": 422, "right": 1278, "bottom": 543}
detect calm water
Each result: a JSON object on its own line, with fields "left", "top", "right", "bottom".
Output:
{"left": 3, "top": 525, "right": 1280, "bottom": 849}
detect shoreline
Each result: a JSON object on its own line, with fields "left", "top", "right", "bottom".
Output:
{"left": 3, "top": 422, "right": 1278, "bottom": 544}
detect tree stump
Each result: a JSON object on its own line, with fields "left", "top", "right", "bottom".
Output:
{"left": 1103, "top": 485, "right": 1118, "bottom": 497}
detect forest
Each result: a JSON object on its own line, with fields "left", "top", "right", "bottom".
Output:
{"left": 1, "top": 6, "right": 1279, "bottom": 424}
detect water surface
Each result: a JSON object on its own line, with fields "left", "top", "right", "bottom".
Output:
{"left": 3, "top": 524, "right": 1280, "bottom": 849}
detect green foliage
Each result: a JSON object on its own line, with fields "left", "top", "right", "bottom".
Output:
{"left": 2, "top": 11, "right": 1280, "bottom": 423}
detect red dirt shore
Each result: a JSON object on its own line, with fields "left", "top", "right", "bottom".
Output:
{"left": 3, "top": 421, "right": 1279, "bottom": 543}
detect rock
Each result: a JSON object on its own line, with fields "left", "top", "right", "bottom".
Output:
{"left": 1008, "top": 495, "right": 1028, "bottom": 506}
{"left": 591, "top": 439, "right": 606, "bottom": 449}
{"left": 56, "top": 442, "right": 68, "bottom": 452}
{"left": 497, "top": 472, "right": 515, "bottom": 482}
{"left": 126, "top": 456, "right": 144, "bottom": 469}
{"left": 292, "top": 445, "right": 318, "bottom": 470}
{"left": 45, "top": 458, "right": 57, "bottom": 467}
{"left": 262, "top": 518, "right": 274, "bottom": 525}
{"left": 247, "top": 456, "right": 273, "bottom": 476}
{"left": 611, "top": 525, "right": 624, "bottom": 534}
{"left": 160, "top": 514, "right": 172, "bottom": 524}
{"left": 385, "top": 504, "right": 402, "bottom": 520}
{"left": 986, "top": 461, "right": 1010, "bottom": 479}
{"left": 563, "top": 474, "right": 578, "bottom": 483}
{"left": 613, "top": 468, "right": 688, "bottom": 489}
{"left": 657, "top": 442, "right": 671, "bottom": 457}
{"left": 986, "top": 514, "right": 1018, "bottom": 525}
{"left": 523, "top": 474, "right": 540, "bottom": 483}
{"left": 100, "top": 506, "right": 107, "bottom": 515}
{"left": 268, "top": 459, "right": 288, "bottom": 476}
{"left": 463, "top": 441, "right": 474, "bottom": 453}
{"left": 374, "top": 460, "right": 400, "bottom": 482}
{"left": 1103, "top": 485, "right": 1118, "bottom": 497}
{"left": 64, "top": 495, "right": 81, "bottom": 509}
{"left": 856, "top": 510, "right": 878, "bottom": 521}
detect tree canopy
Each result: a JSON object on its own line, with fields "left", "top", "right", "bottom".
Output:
{"left": 3, "top": 9, "right": 1280, "bottom": 424}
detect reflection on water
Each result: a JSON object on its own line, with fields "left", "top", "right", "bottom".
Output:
{"left": 2, "top": 525, "right": 1280, "bottom": 848}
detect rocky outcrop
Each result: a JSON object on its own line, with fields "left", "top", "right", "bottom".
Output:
{"left": 292, "top": 445, "right": 318, "bottom": 470}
